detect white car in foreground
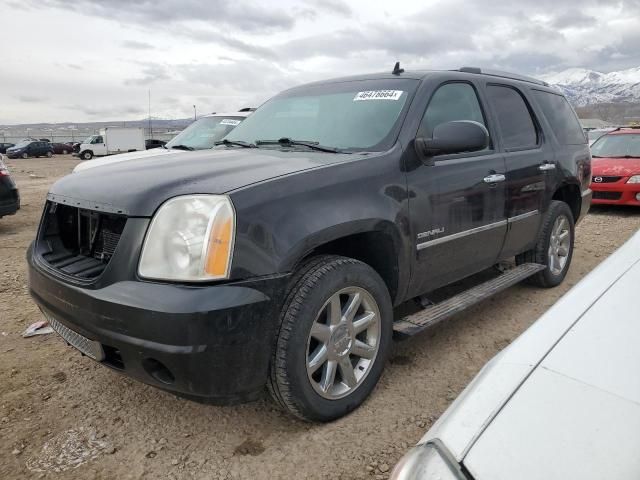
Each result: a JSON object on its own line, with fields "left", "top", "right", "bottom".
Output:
{"left": 392, "top": 229, "right": 640, "bottom": 480}
{"left": 73, "top": 110, "right": 252, "bottom": 173}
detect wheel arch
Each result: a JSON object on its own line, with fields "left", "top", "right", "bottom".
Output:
{"left": 283, "top": 220, "right": 406, "bottom": 305}
{"left": 552, "top": 182, "right": 581, "bottom": 222}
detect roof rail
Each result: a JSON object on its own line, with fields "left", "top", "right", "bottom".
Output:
{"left": 457, "top": 67, "right": 549, "bottom": 87}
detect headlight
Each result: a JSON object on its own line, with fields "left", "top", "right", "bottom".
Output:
{"left": 391, "top": 441, "right": 466, "bottom": 480}
{"left": 627, "top": 175, "right": 640, "bottom": 184}
{"left": 139, "top": 195, "right": 235, "bottom": 281}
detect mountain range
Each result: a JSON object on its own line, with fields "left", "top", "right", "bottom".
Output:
{"left": 541, "top": 67, "right": 640, "bottom": 107}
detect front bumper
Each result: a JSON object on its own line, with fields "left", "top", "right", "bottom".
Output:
{"left": 5, "top": 152, "right": 23, "bottom": 159}
{"left": 28, "top": 245, "right": 288, "bottom": 402}
{"left": 590, "top": 180, "right": 640, "bottom": 206}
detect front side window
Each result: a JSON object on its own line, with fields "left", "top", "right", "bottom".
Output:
{"left": 487, "top": 85, "right": 538, "bottom": 150}
{"left": 225, "top": 79, "right": 419, "bottom": 152}
{"left": 533, "top": 90, "right": 586, "bottom": 145}
{"left": 591, "top": 133, "right": 640, "bottom": 158}
{"left": 166, "top": 116, "right": 245, "bottom": 150}
{"left": 418, "top": 82, "right": 487, "bottom": 139}
{"left": 92, "top": 136, "right": 103, "bottom": 144}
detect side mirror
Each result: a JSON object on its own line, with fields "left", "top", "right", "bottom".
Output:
{"left": 415, "top": 120, "right": 489, "bottom": 165}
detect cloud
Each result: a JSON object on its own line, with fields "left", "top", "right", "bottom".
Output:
{"left": 311, "top": 0, "right": 352, "bottom": 16}
{"left": 33, "top": 0, "right": 296, "bottom": 32}
{"left": 17, "top": 95, "right": 48, "bottom": 103}
{"left": 63, "top": 104, "right": 146, "bottom": 118}
{"left": 124, "top": 63, "right": 172, "bottom": 86}
{"left": 122, "top": 40, "right": 155, "bottom": 50}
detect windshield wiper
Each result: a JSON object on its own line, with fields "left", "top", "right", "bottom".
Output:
{"left": 214, "top": 139, "right": 256, "bottom": 148}
{"left": 169, "top": 144, "right": 195, "bottom": 151}
{"left": 256, "top": 138, "right": 342, "bottom": 153}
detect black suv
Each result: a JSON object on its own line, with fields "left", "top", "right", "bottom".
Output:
{"left": 6, "top": 141, "right": 54, "bottom": 159}
{"left": 0, "top": 158, "right": 20, "bottom": 218}
{"left": 27, "top": 66, "right": 591, "bottom": 422}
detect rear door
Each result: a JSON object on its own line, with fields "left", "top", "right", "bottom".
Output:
{"left": 484, "top": 84, "right": 549, "bottom": 258}
{"left": 406, "top": 81, "right": 508, "bottom": 297}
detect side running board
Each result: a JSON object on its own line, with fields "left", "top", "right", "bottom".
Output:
{"left": 393, "top": 263, "right": 545, "bottom": 337}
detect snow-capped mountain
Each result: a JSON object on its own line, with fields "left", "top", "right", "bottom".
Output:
{"left": 541, "top": 67, "right": 640, "bottom": 106}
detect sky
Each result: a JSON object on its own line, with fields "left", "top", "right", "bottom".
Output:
{"left": 2, "top": 0, "right": 640, "bottom": 124}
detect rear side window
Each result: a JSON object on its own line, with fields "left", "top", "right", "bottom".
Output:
{"left": 487, "top": 85, "right": 538, "bottom": 150}
{"left": 533, "top": 90, "right": 586, "bottom": 145}
{"left": 418, "top": 82, "right": 486, "bottom": 139}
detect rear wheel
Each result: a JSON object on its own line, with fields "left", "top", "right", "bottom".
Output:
{"left": 46, "top": 151, "right": 53, "bottom": 158}
{"left": 268, "top": 255, "right": 392, "bottom": 422}
{"left": 21, "top": 152, "right": 28, "bottom": 159}
{"left": 517, "top": 200, "right": 574, "bottom": 287}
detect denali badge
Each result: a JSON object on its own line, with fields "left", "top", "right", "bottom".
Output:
{"left": 594, "top": 177, "right": 603, "bottom": 183}
{"left": 417, "top": 227, "right": 445, "bottom": 239}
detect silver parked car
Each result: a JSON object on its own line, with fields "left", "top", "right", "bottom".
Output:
{"left": 392, "top": 228, "right": 640, "bottom": 480}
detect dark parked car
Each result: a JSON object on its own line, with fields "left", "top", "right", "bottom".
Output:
{"left": 6, "top": 141, "right": 54, "bottom": 159}
{"left": 28, "top": 66, "right": 591, "bottom": 422}
{"left": 0, "top": 143, "right": 15, "bottom": 154}
{"left": 0, "top": 158, "right": 19, "bottom": 218}
{"left": 49, "top": 143, "right": 73, "bottom": 155}
{"left": 145, "top": 139, "right": 167, "bottom": 150}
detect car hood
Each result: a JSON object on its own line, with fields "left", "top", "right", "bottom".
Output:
{"left": 73, "top": 147, "right": 176, "bottom": 172}
{"left": 49, "top": 148, "right": 348, "bottom": 216}
{"left": 419, "top": 230, "right": 640, "bottom": 467}
{"left": 591, "top": 157, "right": 640, "bottom": 176}
{"left": 464, "top": 239, "right": 640, "bottom": 480}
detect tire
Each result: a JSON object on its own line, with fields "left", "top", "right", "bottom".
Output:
{"left": 268, "top": 255, "right": 392, "bottom": 422}
{"left": 46, "top": 151, "right": 53, "bottom": 158}
{"left": 62, "top": 149, "right": 68, "bottom": 155}
{"left": 82, "top": 151, "right": 93, "bottom": 160}
{"left": 21, "top": 152, "right": 28, "bottom": 159}
{"left": 516, "top": 200, "right": 575, "bottom": 288}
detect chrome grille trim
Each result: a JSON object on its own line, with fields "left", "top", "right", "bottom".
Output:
{"left": 44, "top": 311, "right": 105, "bottom": 361}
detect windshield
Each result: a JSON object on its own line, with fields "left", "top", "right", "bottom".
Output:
{"left": 83, "top": 135, "right": 97, "bottom": 144}
{"left": 224, "top": 79, "right": 418, "bottom": 152}
{"left": 13, "top": 141, "right": 30, "bottom": 148}
{"left": 166, "top": 116, "right": 245, "bottom": 150}
{"left": 591, "top": 133, "right": 640, "bottom": 158}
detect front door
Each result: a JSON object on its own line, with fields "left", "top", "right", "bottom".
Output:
{"left": 484, "top": 84, "right": 549, "bottom": 258}
{"left": 406, "top": 81, "right": 507, "bottom": 298}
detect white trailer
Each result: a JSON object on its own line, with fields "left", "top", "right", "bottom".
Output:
{"left": 78, "top": 127, "right": 145, "bottom": 160}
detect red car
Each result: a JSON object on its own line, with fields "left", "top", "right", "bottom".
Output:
{"left": 590, "top": 127, "right": 640, "bottom": 206}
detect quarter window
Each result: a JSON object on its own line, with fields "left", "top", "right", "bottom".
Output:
{"left": 487, "top": 85, "right": 538, "bottom": 150}
{"left": 418, "top": 83, "right": 487, "bottom": 140}
{"left": 533, "top": 90, "right": 586, "bottom": 145}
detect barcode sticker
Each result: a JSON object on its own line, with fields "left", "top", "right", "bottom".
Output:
{"left": 353, "top": 90, "right": 404, "bottom": 101}
{"left": 220, "top": 119, "right": 241, "bottom": 126}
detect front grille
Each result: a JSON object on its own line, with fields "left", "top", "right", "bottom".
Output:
{"left": 37, "top": 202, "right": 126, "bottom": 280}
{"left": 593, "top": 191, "right": 622, "bottom": 200}
{"left": 593, "top": 176, "right": 622, "bottom": 183}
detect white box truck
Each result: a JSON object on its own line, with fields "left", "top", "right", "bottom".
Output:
{"left": 77, "top": 127, "right": 145, "bottom": 160}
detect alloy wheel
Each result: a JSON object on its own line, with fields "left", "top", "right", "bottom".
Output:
{"left": 548, "top": 215, "right": 570, "bottom": 275}
{"left": 306, "top": 286, "right": 381, "bottom": 400}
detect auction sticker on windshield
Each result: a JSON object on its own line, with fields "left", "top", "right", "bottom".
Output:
{"left": 353, "top": 90, "right": 403, "bottom": 101}
{"left": 220, "top": 119, "right": 241, "bottom": 126}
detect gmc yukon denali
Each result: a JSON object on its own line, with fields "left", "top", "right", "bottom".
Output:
{"left": 27, "top": 66, "right": 592, "bottom": 422}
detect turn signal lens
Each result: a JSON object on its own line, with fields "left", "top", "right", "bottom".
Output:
{"left": 204, "top": 203, "right": 235, "bottom": 277}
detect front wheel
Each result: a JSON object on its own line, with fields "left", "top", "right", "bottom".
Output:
{"left": 268, "top": 255, "right": 392, "bottom": 422}
{"left": 21, "top": 152, "right": 28, "bottom": 159}
{"left": 81, "top": 151, "right": 93, "bottom": 160}
{"left": 517, "top": 200, "right": 575, "bottom": 288}
{"left": 46, "top": 151, "right": 53, "bottom": 158}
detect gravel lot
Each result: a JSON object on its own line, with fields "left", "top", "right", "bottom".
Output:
{"left": 1, "top": 156, "right": 639, "bottom": 480}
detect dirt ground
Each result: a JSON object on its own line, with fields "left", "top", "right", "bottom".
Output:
{"left": 1, "top": 156, "right": 639, "bottom": 480}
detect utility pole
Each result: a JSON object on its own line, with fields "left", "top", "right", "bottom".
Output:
{"left": 193, "top": 105, "right": 197, "bottom": 121}
{"left": 148, "top": 89, "right": 153, "bottom": 138}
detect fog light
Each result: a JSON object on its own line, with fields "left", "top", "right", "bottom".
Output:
{"left": 142, "top": 358, "right": 175, "bottom": 384}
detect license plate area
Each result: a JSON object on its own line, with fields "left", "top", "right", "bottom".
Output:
{"left": 43, "top": 311, "right": 105, "bottom": 361}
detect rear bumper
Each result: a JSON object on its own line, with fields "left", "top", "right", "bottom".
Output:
{"left": 590, "top": 182, "right": 640, "bottom": 206}
{"left": 28, "top": 244, "right": 288, "bottom": 402}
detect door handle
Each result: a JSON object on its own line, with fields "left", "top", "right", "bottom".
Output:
{"left": 539, "top": 162, "right": 556, "bottom": 172}
{"left": 483, "top": 174, "right": 506, "bottom": 184}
